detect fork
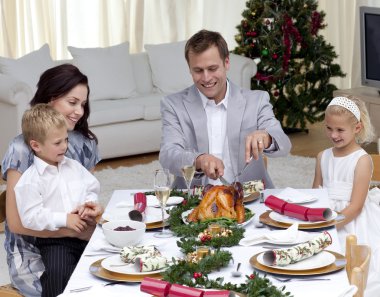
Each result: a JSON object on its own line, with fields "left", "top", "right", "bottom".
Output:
{"left": 234, "top": 157, "right": 253, "bottom": 182}
{"left": 69, "top": 281, "right": 125, "bottom": 293}
{"left": 272, "top": 276, "right": 330, "bottom": 282}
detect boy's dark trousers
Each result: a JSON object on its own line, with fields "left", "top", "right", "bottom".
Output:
{"left": 36, "top": 237, "right": 88, "bottom": 297}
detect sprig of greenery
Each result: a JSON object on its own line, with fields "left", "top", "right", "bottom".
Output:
{"left": 177, "top": 227, "right": 245, "bottom": 254}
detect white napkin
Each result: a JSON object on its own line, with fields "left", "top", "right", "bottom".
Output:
{"left": 334, "top": 285, "right": 357, "bottom": 297}
{"left": 115, "top": 195, "right": 183, "bottom": 208}
{"left": 239, "top": 223, "right": 300, "bottom": 246}
{"left": 276, "top": 187, "right": 315, "bottom": 203}
{"left": 86, "top": 237, "right": 120, "bottom": 254}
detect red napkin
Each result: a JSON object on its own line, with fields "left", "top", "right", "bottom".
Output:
{"left": 134, "top": 192, "right": 147, "bottom": 213}
{"left": 168, "top": 284, "right": 204, "bottom": 297}
{"left": 140, "top": 277, "right": 171, "bottom": 297}
{"left": 265, "top": 195, "right": 332, "bottom": 221}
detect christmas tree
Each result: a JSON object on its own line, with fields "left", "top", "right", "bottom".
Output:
{"left": 233, "top": 0, "right": 345, "bottom": 131}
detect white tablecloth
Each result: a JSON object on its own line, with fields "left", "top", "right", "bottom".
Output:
{"left": 62, "top": 188, "right": 352, "bottom": 297}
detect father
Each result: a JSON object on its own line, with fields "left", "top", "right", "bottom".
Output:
{"left": 159, "top": 29, "right": 291, "bottom": 188}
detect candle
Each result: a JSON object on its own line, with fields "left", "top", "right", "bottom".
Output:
{"left": 196, "top": 246, "right": 210, "bottom": 259}
{"left": 208, "top": 223, "right": 221, "bottom": 235}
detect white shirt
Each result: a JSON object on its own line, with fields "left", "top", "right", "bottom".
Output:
{"left": 14, "top": 155, "right": 100, "bottom": 231}
{"left": 199, "top": 81, "right": 234, "bottom": 185}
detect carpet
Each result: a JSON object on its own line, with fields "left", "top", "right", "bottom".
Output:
{"left": 0, "top": 154, "right": 316, "bottom": 285}
{"left": 93, "top": 154, "right": 316, "bottom": 206}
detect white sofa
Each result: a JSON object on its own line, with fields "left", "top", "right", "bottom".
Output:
{"left": 0, "top": 42, "right": 257, "bottom": 160}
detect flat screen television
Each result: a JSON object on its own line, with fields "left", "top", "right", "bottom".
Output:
{"left": 360, "top": 6, "right": 380, "bottom": 90}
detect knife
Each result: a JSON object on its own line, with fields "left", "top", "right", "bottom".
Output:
{"left": 219, "top": 176, "right": 231, "bottom": 186}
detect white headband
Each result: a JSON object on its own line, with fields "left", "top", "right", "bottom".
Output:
{"left": 328, "top": 97, "right": 360, "bottom": 121}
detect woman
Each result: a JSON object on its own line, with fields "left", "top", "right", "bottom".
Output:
{"left": 1, "top": 64, "right": 100, "bottom": 296}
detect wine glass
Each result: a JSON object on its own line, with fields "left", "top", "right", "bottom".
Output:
{"left": 153, "top": 169, "right": 173, "bottom": 238}
{"left": 181, "top": 149, "right": 196, "bottom": 200}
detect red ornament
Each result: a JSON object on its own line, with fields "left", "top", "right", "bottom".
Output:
{"left": 250, "top": 43, "right": 255, "bottom": 48}
{"left": 242, "top": 20, "right": 248, "bottom": 28}
{"left": 193, "top": 272, "right": 202, "bottom": 279}
{"left": 249, "top": 274, "right": 255, "bottom": 279}
{"left": 274, "top": 91, "right": 279, "bottom": 97}
{"left": 265, "top": 19, "right": 271, "bottom": 25}
{"left": 201, "top": 235, "right": 211, "bottom": 242}
{"left": 272, "top": 53, "right": 278, "bottom": 60}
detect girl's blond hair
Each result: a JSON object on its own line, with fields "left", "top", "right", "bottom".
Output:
{"left": 325, "top": 95, "right": 376, "bottom": 144}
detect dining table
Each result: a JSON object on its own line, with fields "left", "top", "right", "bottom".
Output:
{"left": 62, "top": 188, "right": 353, "bottom": 297}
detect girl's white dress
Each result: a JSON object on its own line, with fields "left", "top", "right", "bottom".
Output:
{"left": 321, "top": 148, "right": 380, "bottom": 297}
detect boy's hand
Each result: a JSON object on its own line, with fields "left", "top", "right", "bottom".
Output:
{"left": 67, "top": 213, "right": 87, "bottom": 233}
{"left": 78, "top": 201, "right": 103, "bottom": 219}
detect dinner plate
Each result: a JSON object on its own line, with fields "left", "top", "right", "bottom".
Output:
{"left": 102, "top": 207, "right": 169, "bottom": 224}
{"left": 181, "top": 208, "right": 254, "bottom": 227}
{"left": 260, "top": 211, "right": 339, "bottom": 230}
{"left": 243, "top": 192, "right": 261, "bottom": 203}
{"left": 275, "top": 188, "right": 318, "bottom": 204}
{"left": 257, "top": 251, "right": 336, "bottom": 271}
{"left": 101, "top": 254, "right": 167, "bottom": 275}
{"left": 250, "top": 250, "right": 346, "bottom": 276}
{"left": 269, "top": 210, "right": 338, "bottom": 225}
{"left": 89, "top": 259, "right": 162, "bottom": 282}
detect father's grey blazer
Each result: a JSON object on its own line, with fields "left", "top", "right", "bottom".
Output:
{"left": 159, "top": 82, "right": 291, "bottom": 189}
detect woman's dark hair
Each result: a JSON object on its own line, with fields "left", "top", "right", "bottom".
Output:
{"left": 30, "top": 64, "right": 97, "bottom": 143}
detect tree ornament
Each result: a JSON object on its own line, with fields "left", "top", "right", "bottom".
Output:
{"left": 272, "top": 53, "right": 278, "bottom": 60}
{"left": 261, "top": 49, "right": 269, "bottom": 56}
{"left": 274, "top": 90, "right": 279, "bottom": 97}
{"left": 241, "top": 19, "right": 248, "bottom": 28}
{"left": 235, "top": 34, "right": 242, "bottom": 42}
{"left": 251, "top": 11, "right": 256, "bottom": 16}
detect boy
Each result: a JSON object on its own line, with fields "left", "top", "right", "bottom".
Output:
{"left": 14, "top": 104, "right": 102, "bottom": 296}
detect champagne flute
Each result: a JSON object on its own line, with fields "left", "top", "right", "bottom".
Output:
{"left": 181, "top": 149, "right": 196, "bottom": 200}
{"left": 154, "top": 169, "right": 173, "bottom": 238}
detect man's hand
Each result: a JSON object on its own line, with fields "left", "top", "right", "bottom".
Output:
{"left": 195, "top": 154, "right": 224, "bottom": 180}
{"left": 245, "top": 130, "right": 272, "bottom": 162}
{"left": 66, "top": 213, "right": 87, "bottom": 233}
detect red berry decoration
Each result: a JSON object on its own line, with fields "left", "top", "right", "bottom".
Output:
{"left": 193, "top": 272, "right": 202, "bottom": 279}
{"left": 252, "top": 31, "right": 257, "bottom": 37}
{"left": 272, "top": 53, "right": 278, "bottom": 59}
{"left": 274, "top": 91, "right": 279, "bottom": 97}
{"left": 249, "top": 274, "right": 255, "bottom": 279}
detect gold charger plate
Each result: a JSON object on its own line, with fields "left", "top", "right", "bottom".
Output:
{"left": 259, "top": 210, "right": 339, "bottom": 230}
{"left": 90, "top": 258, "right": 162, "bottom": 282}
{"left": 250, "top": 250, "right": 345, "bottom": 276}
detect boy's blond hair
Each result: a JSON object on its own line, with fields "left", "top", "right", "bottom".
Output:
{"left": 22, "top": 104, "right": 67, "bottom": 146}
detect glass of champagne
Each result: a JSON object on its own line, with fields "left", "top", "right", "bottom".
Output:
{"left": 154, "top": 169, "right": 173, "bottom": 238}
{"left": 181, "top": 149, "right": 196, "bottom": 200}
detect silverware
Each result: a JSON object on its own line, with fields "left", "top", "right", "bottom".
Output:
{"left": 69, "top": 281, "right": 125, "bottom": 292}
{"left": 234, "top": 156, "right": 253, "bottom": 182}
{"left": 272, "top": 276, "right": 330, "bottom": 282}
{"left": 231, "top": 262, "right": 242, "bottom": 277}
{"left": 219, "top": 176, "right": 231, "bottom": 186}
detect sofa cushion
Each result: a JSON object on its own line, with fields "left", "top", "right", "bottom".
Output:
{"left": 145, "top": 41, "right": 193, "bottom": 94}
{"left": 88, "top": 93, "right": 163, "bottom": 127}
{"left": 68, "top": 42, "right": 137, "bottom": 101}
{"left": 0, "top": 44, "right": 54, "bottom": 92}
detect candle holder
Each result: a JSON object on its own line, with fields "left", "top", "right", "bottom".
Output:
{"left": 196, "top": 246, "right": 210, "bottom": 260}
{"left": 208, "top": 223, "right": 221, "bottom": 235}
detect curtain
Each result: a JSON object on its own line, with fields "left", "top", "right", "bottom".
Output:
{"left": 1, "top": 0, "right": 379, "bottom": 89}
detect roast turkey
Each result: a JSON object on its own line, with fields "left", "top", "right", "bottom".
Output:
{"left": 187, "top": 182, "right": 245, "bottom": 224}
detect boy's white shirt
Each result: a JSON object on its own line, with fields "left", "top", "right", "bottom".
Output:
{"left": 14, "top": 155, "right": 100, "bottom": 231}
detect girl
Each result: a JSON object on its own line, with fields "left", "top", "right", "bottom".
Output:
{"left": 313, "top": 95, "right": 380, "bottom": 296}
{"left": 1, "top": 64, "right": 100, "bottom": 296}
